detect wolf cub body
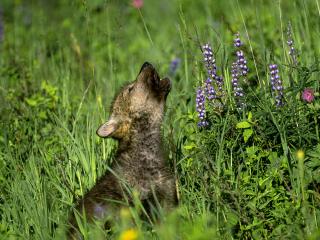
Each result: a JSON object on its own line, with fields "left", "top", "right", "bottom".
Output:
{"left": 68, "top": 62, "right": 177, "bottom": 238}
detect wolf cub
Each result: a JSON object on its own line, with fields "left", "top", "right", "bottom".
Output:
{"left": 68, "top": 62, "right": 178, "bottom": 239}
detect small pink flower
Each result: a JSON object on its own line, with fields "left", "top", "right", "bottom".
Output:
{"left": 302, "top": 88, "right": 315, "bottom": 103}
{"left": 132, "top": 0, "right": 143, "bottom": 9}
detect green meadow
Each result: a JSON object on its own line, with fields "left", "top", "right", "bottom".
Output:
{"left": 1, "top": 0, "right": 320, "bottom": 239}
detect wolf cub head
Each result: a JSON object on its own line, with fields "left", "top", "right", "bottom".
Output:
{"left": 97, "top": 62, "right": 171, "bottom": 140}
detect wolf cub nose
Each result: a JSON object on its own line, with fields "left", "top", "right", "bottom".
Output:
{"left": 140, "top": 62, "right": 153, "bottom": 72}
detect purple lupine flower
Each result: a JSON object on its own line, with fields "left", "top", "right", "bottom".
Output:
{"left": 236, "top": 50, "right": 249, "bottom": 77}
{"left": 302, "top": 88, "right": 315, "bottom": 103}
{"left": 202, "top": 43, "right": 216, "bottom": 77}
{"left": 234, "top": 33, "right": 242, "bottom": 47}
{"left": 269, "top": 64, "right": 285, "bottom": 107}
{"left": 196, "top": 87, "right": 209, "bottom": 127}
{"left": 231, "top": 33, "right": 248, "bottom": 109}
{"left": 234, "top": 33, "right": 249, "bottom": 77}
{"left": 231, "top": 62, "right": 245, "bottom": 109}
{"left": 215, "top": 75, "right": 224, "bottom": 92}
{"left": 287, "top": 23, "right": 297, "bottom": 65}
{"left": 169, "top": 58, "right": 180, "bottom": 76}
{"left": 231, "top": 62, "right": 244, "bottom": 97}
{"left": 202, "top": 43, "right": 224, "bottom": 94}
{"left": 204, "top": 77, "right": 216, "bottom": 100}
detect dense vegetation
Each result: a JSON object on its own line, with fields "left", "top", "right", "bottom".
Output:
{"left": 0, "top": 0, "right": 319, "bottom": 239}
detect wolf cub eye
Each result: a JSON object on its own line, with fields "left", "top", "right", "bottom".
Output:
{"left": 128, "top": 85, "right": 134, "bottom": 93}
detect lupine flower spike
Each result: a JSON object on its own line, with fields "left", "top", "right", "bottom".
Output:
{"left": 196, "top": 87, "right": 209, "bottom": 127}
{"left": 169, "top": 58, "right": 180, "bottom": 76}
{"left": 231, "top": 62, "right": 244, "bottom": 99}
{"left": 234, "top": 33, "right": 249, "bottom": 79}
{"left": 269, "top": 64, "right": 285, "bottom": 107}
{"left": 231, "top": 33, "right": 248, "bottom": 109}
{"left": 202, "top": 44, "right": 223, "bottom": 96}
{"left": 286, "top": 22, "right": 298, "bottom": 65}
{"left": 204, "top": 77, "right": 216, "bottom": 100}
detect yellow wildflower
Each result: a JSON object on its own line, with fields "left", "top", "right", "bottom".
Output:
{"left": 296, "top": 149, "right": 305, "bottom": 161}
{"left": 119, "top": 228, "right": 138, "bottom": 240}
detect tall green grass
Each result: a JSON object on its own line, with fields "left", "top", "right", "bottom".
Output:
{"left": 0, "top": 0, "right": 320, "bottom": 239}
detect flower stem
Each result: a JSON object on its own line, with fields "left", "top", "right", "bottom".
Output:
{"left": 138, "top": 9, "right": 154, "bottom": 46}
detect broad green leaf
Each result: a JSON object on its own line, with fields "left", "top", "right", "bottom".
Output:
{"left": 25, "top": 97, "right": 38, "bottom": 107}
{"left": 236, "top": 121, "right": 251, "bottom": 129}
{"left": 184, "top": 143, "right": 197, "bottom": 150}
{"left": 244, "top": 129, "right": 253, "bottom": 143}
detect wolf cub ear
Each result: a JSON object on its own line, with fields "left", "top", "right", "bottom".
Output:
{"left": 96, "top": 119, "right": 118, "bottom": 138}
